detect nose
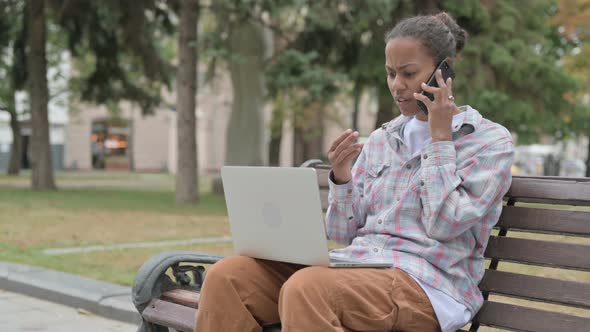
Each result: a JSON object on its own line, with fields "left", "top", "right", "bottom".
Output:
{"left": 388, "top": 75, "right": 406, "bottom": 95}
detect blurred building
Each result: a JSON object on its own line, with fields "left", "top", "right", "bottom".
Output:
{"left": 0, "top": 94, "right": 68, "bottom": 172}
{"left": 512, "top": 137, "right": 588, "bottom": 177}
{"left": 63, "top": 70, "right": 378, "bottom": 174}
{"left": 64, "top": 74, "right": 234, "bottom": 173}
{"left": 0, "top": 52, "right": 69, "bottom": 173}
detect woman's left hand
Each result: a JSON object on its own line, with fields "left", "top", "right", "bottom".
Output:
{"left": 413, "top": 69, "right": 455, "bottom": 142}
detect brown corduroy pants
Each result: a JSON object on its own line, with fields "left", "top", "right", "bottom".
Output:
{"left": 194, "top": 255, "right": 439, "bottom": 332}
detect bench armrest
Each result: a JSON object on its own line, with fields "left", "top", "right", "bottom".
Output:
{"left": 132, "top": 250, "right": 223, "bottom": 313}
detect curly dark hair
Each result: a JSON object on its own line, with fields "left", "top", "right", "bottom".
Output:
{"left": 385, "top": 12, "right": 469, "bottom": 63}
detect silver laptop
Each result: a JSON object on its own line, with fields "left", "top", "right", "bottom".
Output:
{"left": 221, "top": 166, "right": 391, "bottom": 268}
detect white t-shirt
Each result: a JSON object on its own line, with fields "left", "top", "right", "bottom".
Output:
{"left": 402, "top": 113, "right": 473, "bottom": 332}
{"left": 403, "top": 112, "right": 467, "bottom": 158}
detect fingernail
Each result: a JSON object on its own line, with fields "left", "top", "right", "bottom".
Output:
{"left": 345, "top": 129, "right": 352, "bottom": 133}
{"left": 353, "top": 131, "right": 359, "bottom": 136}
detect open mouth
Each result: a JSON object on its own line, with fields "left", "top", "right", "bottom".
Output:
{"left": 395, "top": 97, "right": 413, "bottom": 106}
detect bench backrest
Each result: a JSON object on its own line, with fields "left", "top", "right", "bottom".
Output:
{"left": 309, "top": 163, "right": 590, "bottom": 332}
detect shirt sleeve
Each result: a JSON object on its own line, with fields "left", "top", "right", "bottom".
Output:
{"left": 419, "top": 134, "right": 514, "bottom": 241}
{"left": 325, "top": 147, "right": 368, "bottom": 245}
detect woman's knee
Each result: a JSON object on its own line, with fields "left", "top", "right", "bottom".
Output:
{"left": 279, "top": 266, "right": 333, "bottom": 302}
{"left": 278, "top": 266, "right": 342, "bottom": 328}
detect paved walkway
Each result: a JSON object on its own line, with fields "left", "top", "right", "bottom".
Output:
{"left": 0, "top": 261, "right": 140, "bottom": 324}
{"left": 0, "top": 289, "right": 136, "bottom": 332}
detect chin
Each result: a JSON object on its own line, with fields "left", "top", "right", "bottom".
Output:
{"left": 399, "top": 106, "right": 420, "bottom": 117}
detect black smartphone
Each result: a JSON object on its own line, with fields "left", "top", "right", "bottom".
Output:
{"left": 417, "top": 60, "right": 455, "bottom": 115}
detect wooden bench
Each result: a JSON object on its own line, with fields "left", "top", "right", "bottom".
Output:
{"left": 132, "top": 161, "right": 590, "bottom": 332}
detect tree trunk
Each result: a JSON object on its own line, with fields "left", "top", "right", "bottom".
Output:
{"left": 352, "top": 81, "right": 361, "bottom": 132}
{"left": 127, "top": 111, "right": 135, "bottom": 172}
{"left": 374, "top": 83, "right": 395, "bottom": 129}
{"left": 293, "top": 127, "right": 305, "bottom": 166}
{"left": 27, "top": 0, "right": 55, "bottom": 190}
{"left": 586, "top": 136, "right": 590, "bottom": 177}
{"left": 303, "top": 102, "right": 324, "bottom": 161}
{"left": 175, "top": 0, "right": 199, "bottom": 203}
{"left": 293, "top": 102, "right": 324, "bottom": 166}
{"left": 268, "top": 95, "right": 285, "bottom": 166}
{"left": 225, "top": 20, "right": 269, "bottom": 166}
{"left": 7, "top": 88, "right": 21, "bottom": 175}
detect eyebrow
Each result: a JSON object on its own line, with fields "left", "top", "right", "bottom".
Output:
{"left": 385, "top": 63, "right": 418, "bottom": 71}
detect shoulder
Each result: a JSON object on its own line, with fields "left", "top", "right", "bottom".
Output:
{"left": 362, "top": 126, "right": 388, "bottom": 148}
{"left": 462, "top": 105, "right": 513, "bottom": 146}
{"left": 479, "top": 118, "right": 513, "bottom": 146}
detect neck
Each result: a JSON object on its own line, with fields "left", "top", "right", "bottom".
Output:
{"left": 415, "top": 112, "right": 428, "bottom": 121}
{"left": 414, "top": 105, "right": 462, "bottom": 121}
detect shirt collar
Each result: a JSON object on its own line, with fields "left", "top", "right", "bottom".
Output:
{"left": 382, "top": 105, "right": 483, "bottom": 148}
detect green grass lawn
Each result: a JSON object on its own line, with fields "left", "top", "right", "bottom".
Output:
{"left": 0, "top": 178, "right": 232, "bottom": 285}
{"left": 0, "top": 241, "right": 234, "bottom": 286}
{"left": 0, "top": 186, "right": 226, "bottom": 214}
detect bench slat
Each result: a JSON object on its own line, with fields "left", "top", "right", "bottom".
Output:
{"left": 515, "top": 176, "right": 590, "bottom": 182}
{"left": 146, "top": 297, "right": 284, "bottom": 332}
{"left": 142, "top": 299, "right": 195, "bottom": 332}
{"left": 161, "top": 289, "right": 200, "bottom": 308}
{"left": 497, "top": 206, "right": 590, "bottom": 236}
{"left": 474, "top": 301, "right": 590, "bottom": 332}
{"left": 485, "top": 236, "right": 590, "bottom": 271}
{"left": 507, "top": 177, "right": 590, "bottom": 206}
{"left": 479, "top": 270, "right": 590, "bottom": 308}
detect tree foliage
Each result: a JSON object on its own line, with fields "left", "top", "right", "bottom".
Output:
{"left": 274, "top": 0, "right": 585, "bottom": 144}
{"left": 551, "top": 0, "right": 590, "bottom": 136}
{"left": 194, "top": 0, "right": 586, "bottom": 162}
{"left": 441, "top": 0, "right": 582, "bottom": 143}
{"left": 50, "top": 0, "right": 176, "bottom": 113}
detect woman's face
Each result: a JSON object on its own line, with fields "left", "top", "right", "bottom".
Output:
{"left": 385, "top": 37, "right": 437, "bottom": 118}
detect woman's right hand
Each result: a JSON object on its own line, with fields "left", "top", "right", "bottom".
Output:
{"left": 328, "top": 129, "right": 364, "bottom": 184}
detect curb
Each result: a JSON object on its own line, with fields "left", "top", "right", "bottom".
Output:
{"left": 0, "top": 261, "right": 141, "bottom": 325}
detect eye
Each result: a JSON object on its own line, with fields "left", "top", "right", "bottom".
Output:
{"left": 387, "top": 71, "right": 396, "bottom": 79}
{"left": 404, "top": 72, "right": 416, "bottom": 78}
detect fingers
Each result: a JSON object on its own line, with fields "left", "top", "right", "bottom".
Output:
{"left": 413, "top": 92, "right": 432, "bottom": 106}
{"left": 328, "top": 130, "right": 362, "bottom": 167}
{"left": 421, "top": 69, "right": 455, "bottom": 107}
{"left": 329, "top": 129, "right": 353, "bottom": 152}
{"left": 420, "top": 82, "right": 438, "bottom": 94}
{"left": 333, "top": 143, "right": 363, "bottom": 165}
{"left": 446, "top": 77, "right": 453, "bottom": 99}
{"left": 420, "top": 70, "right": 445, "bottom": 93}
{"left": 434, "top": 69, "right": 447, "bottom": 89}
{"left": 333, "top": 130, "right": 358, "bottom": 157}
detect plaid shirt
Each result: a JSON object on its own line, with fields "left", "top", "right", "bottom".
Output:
{"left": 326, "top": 106, "right": 514, "bottom": 314}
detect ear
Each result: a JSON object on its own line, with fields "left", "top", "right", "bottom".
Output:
{"left": 445, "top": 57, "right": 454, "bottom": 67}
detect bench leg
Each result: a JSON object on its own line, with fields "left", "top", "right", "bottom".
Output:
{"left": 138, "top": 320, "right": 172, "bottom": 332}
